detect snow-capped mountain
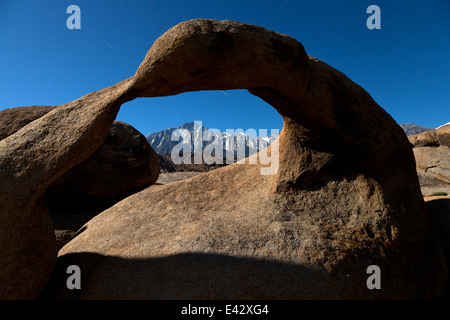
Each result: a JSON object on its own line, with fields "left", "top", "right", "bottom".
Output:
{"left": 145, "top": 122, "right": 204, "bottom": 155}
{"left": 147, "top": 122, "right": 447, "bottom": 155}
{"left": 146, "top": 121, "right": 279, "bottom": 156}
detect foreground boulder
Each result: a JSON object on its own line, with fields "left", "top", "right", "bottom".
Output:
{"left": 1, "top": 19, "right": 446, "bottom": 299}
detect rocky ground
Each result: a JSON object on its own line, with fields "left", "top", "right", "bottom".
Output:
{"left": 158, "top": 153, "right": 230, "bottom": 173}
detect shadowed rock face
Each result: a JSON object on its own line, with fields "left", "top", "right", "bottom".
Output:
{"left": 45, "top": 120, "right": 160, "bottom": 215}
{"left": 1, "top": 19, "right": 447, "bottom": 299}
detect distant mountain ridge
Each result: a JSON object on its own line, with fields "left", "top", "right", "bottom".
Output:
{"left": 146, "top": 122, "right": 446, "bottom": 155}
{"left": 146, "top": 121, "right": 279, "bottom": 156}
{"left": 399, "top": 123, "right": 432, "bottom": 136}
{"left": 145, "top": 122, "right": 199, "bottom": 155}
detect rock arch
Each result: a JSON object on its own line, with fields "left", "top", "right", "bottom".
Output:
{"left": 0, "top": 19, "right": 446, "bottom": 299}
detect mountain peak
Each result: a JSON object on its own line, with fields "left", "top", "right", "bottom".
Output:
{"left": 399, "top": 123, "right": 431, "bottom": 136}
{"left": 146, "top": 121, "right": 279, "bottom": 155}
{"left": 179, "top": 121, "right": 209, "bottom": 132}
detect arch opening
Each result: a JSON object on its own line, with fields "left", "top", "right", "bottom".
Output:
{"left": 116, "top": 89, "right": 283, "bottom": 174}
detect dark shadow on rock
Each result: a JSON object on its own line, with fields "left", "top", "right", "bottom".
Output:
{"left": 52, "top": 215, "right": 95, "bottom": 251}
{"left": 427, "top": 198, "right": 450, "bottom": 299}
{"left": 40, "top": 252, "right": 381, "bottom": 300}
{"left": 45, "top": 194, "right": 122, "bottom": 216}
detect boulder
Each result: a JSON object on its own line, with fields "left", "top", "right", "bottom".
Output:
{"left": 414, "top": 147, "right": 450, "bottom": 183}
{"left": 43, "top": 20, "right": 446, "bottom": 299}
{"left": 408, "top": 124, "right": 450, "bottom": 148}
{"left": 0, "top": 106, "right": 159, "bottom": 215}
{"left": 408, "top": 125, "right": 450, "bottom": 196}
{"left": 0, "top": 105, "right": 56, "bottom": 140}
{"left": 45, "top": 121, "right": 159, "bottom": 214}
{"left": 1, "top": 19, "right": 446, "bottom": 299}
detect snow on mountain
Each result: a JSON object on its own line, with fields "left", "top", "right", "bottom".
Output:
{"left": 146, "top": 121, "right": 279, "bottom": 156}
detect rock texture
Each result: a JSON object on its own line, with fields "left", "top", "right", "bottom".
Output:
{"left": 408, "top": 125, "right": 450, "bottom": 196}
{"left": 155, "top": 171, "right": 205, "bottom": 185}
{"left": 1, "top": 19, "right": 446, "bottom": 299}
{"left": 0, "top": 105, "right": 57, "bottom": 140}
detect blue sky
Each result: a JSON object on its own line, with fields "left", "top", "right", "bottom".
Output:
{"left": 0, "top": 0, "right": 449, "bottom": 135}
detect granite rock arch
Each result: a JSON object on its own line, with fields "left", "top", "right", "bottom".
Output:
{"left": 0, "top": 19, "right": 446, "bottom": 299}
